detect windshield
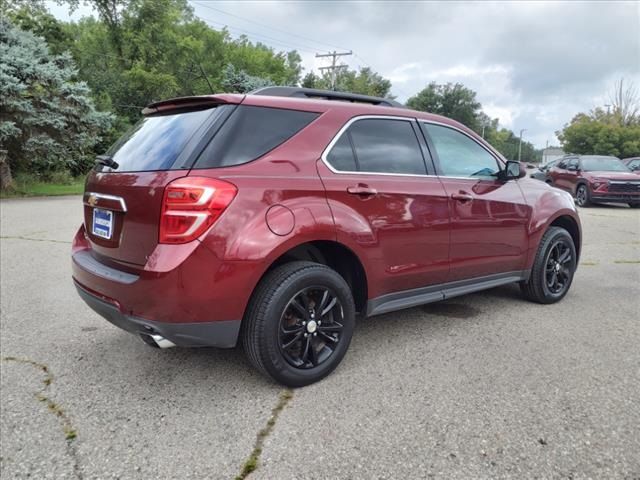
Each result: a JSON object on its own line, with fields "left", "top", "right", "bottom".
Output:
{"left": 581, "top": 156, "right": 629, "bottom": 172}
{"left": 103, "top": 107, "right": 223, "bottom": 172}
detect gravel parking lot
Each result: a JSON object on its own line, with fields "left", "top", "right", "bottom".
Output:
{"left": 1, "top": 196, "right": 639, "bottom": 479}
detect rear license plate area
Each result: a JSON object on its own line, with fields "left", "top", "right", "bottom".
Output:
{"left": 92, "top": 208, "right": 113, "bottom": 239}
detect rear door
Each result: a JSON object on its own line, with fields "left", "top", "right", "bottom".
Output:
{"left": 317, "top": 116, "right": 450, "bottom": 296}
{"left": 420, "top": 122, "right": 530, "bottom": 281}
{"left": 84, "top": 103, "right": 235, "bottom": 266}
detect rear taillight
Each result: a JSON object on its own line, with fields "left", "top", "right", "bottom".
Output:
{"left": 159, "top": 177, "right": 237, "bottom": 244}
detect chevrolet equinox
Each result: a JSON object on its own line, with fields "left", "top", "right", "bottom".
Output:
{"left": 72, "top": 87, "right": 582, "bottom": 386}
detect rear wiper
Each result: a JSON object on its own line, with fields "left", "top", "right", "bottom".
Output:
{"left": 95, "top": 154, "right": 119, "bottom": 169}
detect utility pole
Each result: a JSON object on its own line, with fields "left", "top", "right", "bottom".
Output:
{"left": 316, "top": 51, "right": 352, "bottom": 90}
{"left": 604, "top": 104, "right": 611, "bottom": 116}
{"left": 518, "top": 129, "right": 527, "bottom": 162}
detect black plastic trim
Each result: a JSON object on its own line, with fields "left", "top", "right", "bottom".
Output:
{"left": 249, "top": 86, "right": 405, "bottom": 108}
{"left": 366, "top": 270, "right": 530, "bottom": 317}
{"left": 73, "top": 250, "right": 139, "bottom": 284}
{"left": 75, "top": 283, "right": 241, "bottom": 348}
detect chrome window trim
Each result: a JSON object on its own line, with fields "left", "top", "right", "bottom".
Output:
{"left": 320, "top": 115, "right": 506, "bottom": 180}
{"left": 83, "top": 192, "right": 128, "bottom": 212}
{"left": 320, "top": 115, "right": 432, "bottom": 178}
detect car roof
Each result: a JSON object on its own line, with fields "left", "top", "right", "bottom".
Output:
{"left": 145, "top": 91, "right": 494, "bottom": 156}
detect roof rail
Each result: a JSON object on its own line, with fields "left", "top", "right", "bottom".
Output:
{"left": 249, "top": 86, "right": 404, "bottom": 108}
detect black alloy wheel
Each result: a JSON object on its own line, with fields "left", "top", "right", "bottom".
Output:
{"left": 242, "top": 261, "right": 355, "bottom": 387}
{"left": 278, "top": 287, "right": 344, "bottom": 369}
{"left": 543, "top": 239, "right": 573, "bottom": 296}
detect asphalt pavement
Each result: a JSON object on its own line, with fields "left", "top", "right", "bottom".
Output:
{"left": 1, "top": 196, "right": 639, "bottom": 479}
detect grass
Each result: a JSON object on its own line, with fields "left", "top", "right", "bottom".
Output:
{"left": 0, "top": 172, "right": 84, "bottom": 198}
{"left": 235, "top": 389, "right": 293, "bottom": 480}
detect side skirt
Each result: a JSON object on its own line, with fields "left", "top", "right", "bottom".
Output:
{"left": 366, "top": 270, "right": 530, "bottom": 317}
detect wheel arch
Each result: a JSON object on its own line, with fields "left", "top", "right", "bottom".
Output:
{"left": 246, "top": 240, "right": 369, "bottom": 317}
{"left": 549, "top": 214, "right": 581, "bottom": 262}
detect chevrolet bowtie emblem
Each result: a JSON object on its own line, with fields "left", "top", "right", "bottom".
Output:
{"left": 87, "top": 194, "right": 98, "bottom": 207}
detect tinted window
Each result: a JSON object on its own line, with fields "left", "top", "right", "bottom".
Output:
{"left": 567, "top": 158, "right": 579, "bottom": 169}
{"left": 105, "top": 107, "right": 220, "bottom": 172}
{"left": 326, "top": 134, "right": 357, "bottom": 171}
{"left": 423, "top": 123, "right": 499, "bottom": 178}
{"left": 196, "top": 106, "right": 319, "bottom": 168}
{"left": 347, "top": 119, "right": 426, "bottom": 174}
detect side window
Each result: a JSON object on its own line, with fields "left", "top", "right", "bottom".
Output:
{"left": 326, "top": 134, "right": 357, "bottom": 171}
{"left": 567, "top": 158, "right": 579, "bottom": 170}
{"left": 347, "top": 119, "right": 426, "bottom": 174}
{"left": 557, "top": 159, "right": 567, "bottom": 169}
{"left": 195, "top": 106, "right": 319, "bottom": 168}
{"left": 422, "top": 123, "right": 500, "bottom": 178}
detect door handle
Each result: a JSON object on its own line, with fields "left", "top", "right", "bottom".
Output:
{"left": 451, "top": 192, "right": 473, "bottom": 202}
{"left": 347, "top": 184, "right": 377, "bottom": 196}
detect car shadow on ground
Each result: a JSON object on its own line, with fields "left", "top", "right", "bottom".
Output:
{"left": 67, "top": 284, "right": 534, "bottom": 391}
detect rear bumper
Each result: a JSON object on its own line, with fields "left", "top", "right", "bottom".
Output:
{"left": 75, "top": 281, "right": 240, "bottom": 348}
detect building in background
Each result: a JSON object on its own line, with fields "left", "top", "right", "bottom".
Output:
{"left": 542, "top": 147, "right": 565, "bottom": 166}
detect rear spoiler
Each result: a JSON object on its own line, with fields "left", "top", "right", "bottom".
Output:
{"left": 142, "top": 94, "right": 244, "bottom": 116}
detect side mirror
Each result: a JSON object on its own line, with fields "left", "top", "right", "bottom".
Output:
{"left": 502, "top": 160, "right": 525, "bottom": 180}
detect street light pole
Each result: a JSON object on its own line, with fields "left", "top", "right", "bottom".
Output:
{"left": 518, "top": 129, "right": 527, "bottom": 162}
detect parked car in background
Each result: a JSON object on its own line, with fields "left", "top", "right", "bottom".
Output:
{"left": 530, "top": 159, "right": 558, "bottom": 183}
{"left": 72, "top": 87, "right": 582, "bottom": 387}
{"left": 548, "top": 155, "right": 640, "bottom": 208}
{"left": 623, "top": 157, "right": 640, "bottom": 172}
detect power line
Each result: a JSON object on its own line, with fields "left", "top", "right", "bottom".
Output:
{"left": 195, "top": 15, "right": 318, "bottom": 54}
{"left": 190, "top": 1, "right": 350, "bottom": 52}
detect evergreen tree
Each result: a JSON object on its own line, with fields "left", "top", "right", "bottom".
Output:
{"left": 0, "top": 19, "right": 112, "bottom": 182}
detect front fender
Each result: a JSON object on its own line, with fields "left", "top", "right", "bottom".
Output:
{"left": 519, "top": 180, "right": 581, "bottom": 269}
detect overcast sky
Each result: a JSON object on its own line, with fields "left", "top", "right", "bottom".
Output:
{"left": 48, "top": 0, "right": 639, "bottom": 148}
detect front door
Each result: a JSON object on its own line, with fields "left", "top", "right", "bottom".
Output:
{"left": 317, "top": 117, "right": 450, "bottom": 298}
{"left": 420, "top": 122, "right": 531, "bottom": 281}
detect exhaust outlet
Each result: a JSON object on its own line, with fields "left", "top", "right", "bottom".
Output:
{"left": 150, "top": 334, "right": 176, "bottom": 349}
{"left": 140, "top": 333, "right": 176, "bottom": 349}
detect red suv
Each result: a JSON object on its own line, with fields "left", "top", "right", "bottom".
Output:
{"left": 548, "top": 155, "right": 640, "bottom": 208}
{"left": 72, "top": 87, "right": 582, "bottom": 386}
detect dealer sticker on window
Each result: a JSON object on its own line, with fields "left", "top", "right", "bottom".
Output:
{"left": 92, "top": 208, "right": 113, "bottom": 239}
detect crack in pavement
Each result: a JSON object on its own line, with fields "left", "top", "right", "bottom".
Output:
{"left": 0, "top": 235, "right": 71, "bottom": 244}
{"left": 235, "top": 389, "right": 294, "bottom": 480}
{"left": 2, "top": 356, "right": 82, "bottom": 480}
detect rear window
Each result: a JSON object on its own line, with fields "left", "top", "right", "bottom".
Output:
{"left": 194, "top": 106, "right": 319, "bottom": 168}
{"left": 104, "top": 107, "right": 223, "bottom": 172}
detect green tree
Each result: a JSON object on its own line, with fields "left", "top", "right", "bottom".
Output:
{"left": 407, "top": 82, "right": 481, "bottom": 130}
{"left": 0, "top": 20, "right": 112, "bottom": 182}
{"left": 5, "top": 1, "right": 73, "bottom": 54}
{"left": 221, "top": 64, "right": 271, "bottom": 93}
{"left": 303, "top": 67, "right": 394, "bottom": 98}
{"left": 557, "top": 113, "right": 640, "bottom": 158}
{"left": 62, "top": 0, "right": 302, "bottom": 124}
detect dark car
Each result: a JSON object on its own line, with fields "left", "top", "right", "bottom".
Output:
{"left": 548, "top": 155, "right": 640, "bottom": 208}
{"left": 72, "top": 87, "right": 582, "bottom": 386}
{"left": 623, "top": 157, "right": 640, "bottom": 172}
{"left": 530, "top": 160, "right": 558, "bottom": 183}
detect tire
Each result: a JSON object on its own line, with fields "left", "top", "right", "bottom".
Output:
{"left": 628, "top": 203, "right": 640, "bottom": 209}
{"left": 242, "top": 261, "right": 355, "bottom": 387}
{"left": 575, "top": 184, "right": 592, "bottom": 207}
{"left": 520, "top": 226, "right": 577, "bottom": 304}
